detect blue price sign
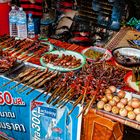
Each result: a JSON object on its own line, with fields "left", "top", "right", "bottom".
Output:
{"left": 0, "top": 76, "right": 82, "bottom": 140}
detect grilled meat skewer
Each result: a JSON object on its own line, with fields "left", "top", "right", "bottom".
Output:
{"left": 68, "top": 94, "right": 83, "bottom": 115}
{"left": 12, "top": 41, "right": 35, "bottom": 56}
{"left": 26, "top": 72, "right": 58, "bottom": 95}
{"left": 17, "top": 69, "right": 49, "bottom": 92}
{"left": 1, "top": 68, "right": 36, "bottom": 88}
{"left": 19, "top": 71, "right": 55, "bottom": 93}
{"left": 32, "top": 74, "right": 63, "bottom": 101}
{"left": 77, "top": 95, "right": 95, "bottom": 118}
{"left": 0, "top": 37, "right": 15, "bottom": 46}
{"left": 4, "top": 39, "right": 25, "bottom": 51}
{"left": 10, "top": 69, "right": 41, "bottom": 90}
{"left": 9, "top": 40, "right": 31, "bottom": 53}
{"left": 47, "top": 86, "right": 65, "bottom": 104}
{"left": 44, "top": 74, "right": 63, "bottom": 98}
{"left": 52, "top": 90, "right": 69, "bottom": 106}
{"left": 59, "top": 93, "right": 75, "bottom": 108}
{"left": 55, "top": 88, "right": 74, "bottom": 106}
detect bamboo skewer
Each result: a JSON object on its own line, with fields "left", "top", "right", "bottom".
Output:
{"left": 56, "top": 88, "right": 74, "bottom": 106}
{"left": 46, "top": 86, "right": 62, "bottom": 104}
{"left": 52, "top": 90, "right": 68, "bottom": 106}
{"left": 81, "top": 88, "right": 87, "bottom": 106}
{"left": 47, "top": 86, "right": 66, "bottom": 104}
{"left": 32, "top": 71, "right": 58, "bottom": 99}
{"left": 18, "top": 71, "right": 53, "bottom": 93}
{"left": 68, "top": 94, "right": 83, "bottom": 116}
{"left": 4, "top": 39, "right": 25, "bottom": 51}
{"left": 26, "top": 88, "right": 35, "bottom": 95}
{"left": 77, "top": 95, "right": 95, "bottom": 118}
{"left": 84, "top": 96, "right": 96, "bottom": 116}
{"left": 10, "top": 77, "right": 29, "bottom": 90}
{"left": 17, "top": 69, "right": 49, "bottom": 92}
{"left": 46, "top": 86, "right": 62, "bottom": 103}
{"left": 9, "top": 40, "right": 31, "bottom": 54}
{"left": 2, "top": 41, "right": 17, "bottom": 50}
{"left": 0, "top": 37, "right": 14, "bottom": 46}
{"left": 26, "top": 72, "right": 58, "bottom": 95}
{"left": 33, "top": 90, "right": 47, "bottom": 101}
{"left": 17, "top": 43, "right": 42, "bottom": 59}
{"left": 44, "top": 74, "right": 63, "bottom": 98}
{"left": 21, "top": 43, "right": 47, "bottom": 61}
{"left": 0, "top": 68, "right": 36, "bottom": 88}
{"left": 10, "top": 69, "right": 40, "bottom": 90}
{"left": 17, "top": 52, "right": 28, "bottom": 59}
{"left": 50, "top": 87, "right": 66, "bottom": 102}
{"left": 59, "top": 93, "right": 75, "bottom": 108}
{"left": 56, "top": 90, "right": 73, "bottom": 108}
{"left": 12, "top": 42, "right": 35, "bottom": 57}
{"left": 22, "top": 54, "right": 37, "bottom": 61}
{"left": 36, "top": 72, "right": 58, "bottom": 88}
{"left": 76, "top": 100, "right": 90, "bottom": 118}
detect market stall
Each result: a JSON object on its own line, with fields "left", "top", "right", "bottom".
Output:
{"left": 0, "top": 26, "right": 140, "bottom": 140}
{"left": 0, "top": 0, "right": 140, "bottom": 139}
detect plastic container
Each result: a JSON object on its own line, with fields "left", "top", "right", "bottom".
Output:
{"left": 17, "top": 7, "right": 27, "bottom": 39}
{"left": 9, "top": 6, "right": 18, "bottom": 37}
{"left": 40, "top": 14, "right": 54, "bottom": 38}
{"left": 27, "top": 13, "right": 35, "bottom": 38}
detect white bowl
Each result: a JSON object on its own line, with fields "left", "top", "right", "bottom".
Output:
{"left": 82, "top": 46, "right": 112, "bottom": 62}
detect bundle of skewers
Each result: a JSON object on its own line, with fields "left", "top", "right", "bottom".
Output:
{"left": 37, "top": 62, "right": 129, "bottom": 117}
{"left": 44, "top": 72, "right": 102, "bottom": 117}
{"left": 0, "top": 34, "right": 11, "bottom": 43}
{"left": 0, "top": 37, "right": 51, "bottom": 61}
{"left": 0, "top": 48, "right": 16, "bottom": 72}
{"left": 2, "top": 67, "right": 58, "bottom": 95}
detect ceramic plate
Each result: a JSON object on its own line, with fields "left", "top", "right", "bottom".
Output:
{"left": 40, "top": 50, "right": 86, "bottom": 72}
{"left": 112, "top": 47, "right": 140, "bottom": 67}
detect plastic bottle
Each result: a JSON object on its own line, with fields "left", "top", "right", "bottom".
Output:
{"left": 9, "top": 6, "right": 18, "bottom": 37}
{"left": 27, "top": 13, "right": 35, "bottom": 38}
{"left": 17, "top": 7, "right": 27, "bottom": 39}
